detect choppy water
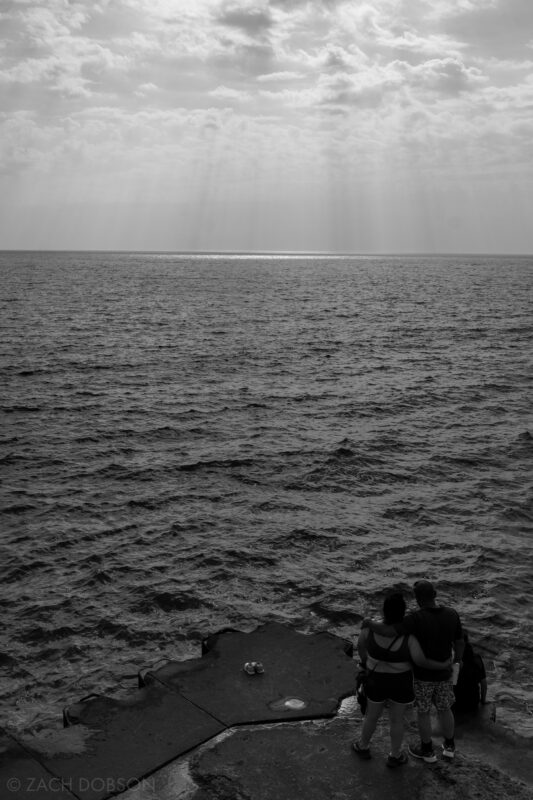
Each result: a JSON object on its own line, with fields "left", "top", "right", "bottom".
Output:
{"left": 1, "top": 251, "right": 532, "bottom": 738}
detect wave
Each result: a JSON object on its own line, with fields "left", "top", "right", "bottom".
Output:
{"left": 1, "top": 502, "right": 41, "bottom": 514}
{"left": 1, "top": 251, "right": 532, "bottom": 739}
{"left": 1, "top": 405, "right": 42, "bottom": 413}
{"left": 130, "top": 590, "right": 204, "bottom": 614}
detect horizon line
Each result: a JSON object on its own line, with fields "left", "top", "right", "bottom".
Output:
{"left": 1, "top": 249, "right": 532, "bottom": 257}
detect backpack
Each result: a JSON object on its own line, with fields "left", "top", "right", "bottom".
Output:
{"left": 453, "top": 654, "right": 484, "bottom": 712}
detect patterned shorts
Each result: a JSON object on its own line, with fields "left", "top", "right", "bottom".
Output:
{"left": 413, "top": 679, "right": 455, "bottom": 713}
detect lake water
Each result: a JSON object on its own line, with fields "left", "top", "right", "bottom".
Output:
{"left": 1, "top": 251, "right": 532, "bottom": 738}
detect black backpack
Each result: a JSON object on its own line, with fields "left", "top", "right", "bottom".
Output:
{"left": 453, "top": 654, "right": 484, "bottom": 712}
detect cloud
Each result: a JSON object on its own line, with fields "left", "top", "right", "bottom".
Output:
{"left": 437, "top": 0, "right": 533, "bottom": 56}
{"left": 135, "top": 81, "right": 159, "bottom": 97}
{"left": 260, "top": 54, "right": 484, "bottom": 115}
{"left": 209, "top": 84, "right": 252, "bottom": 102}
{"left": 22, "top": 5, "right": 89, "bottom": 39}
{"left": 256, "top": 70, "right": 304, "bottom": 81}
{"left": 216, "top": 4, "right": 274, "bottom": 37}
{"left": 376, "top": 30, "right": 465, "bottom": 63}
{"left": 0, "top": 109, "right": 79, "bottom": 175}
{"left": 316, "top": 68, "right": 399, "bottom": 109}
{"left": 320, "top": 44, "right": 369, "bottom": 71}
{"left": 268, "top": 0, "right": 315, "bottom": 7}
{"left": 398, "top": 56, "right": 486, "bottom": 96}
{"left": 1, "top": 0, "right": 532, "bottom": 252}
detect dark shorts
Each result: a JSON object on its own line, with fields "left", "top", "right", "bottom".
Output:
{"left": 366, "top": 670, "right": 414, "bottom": 705}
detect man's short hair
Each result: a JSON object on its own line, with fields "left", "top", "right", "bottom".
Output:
{"left": 413, "top": 580, "right": 436, "bottom": 602}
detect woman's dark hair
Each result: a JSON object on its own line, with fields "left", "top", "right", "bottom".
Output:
{"left": 383, "top": 591, "right": 406, "bottom": 625}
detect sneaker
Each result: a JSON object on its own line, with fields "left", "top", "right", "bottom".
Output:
{"left": 408, "top": 742, "right": 437, "bottom": 763}
{"left": 352, "top": 741, "right": 371, "bottom": 760}
{"left": 442, "top": 742, "right": 455, "bottom": 760}
{"left": 387, "top": 752, "right": 408, "bottom": 768}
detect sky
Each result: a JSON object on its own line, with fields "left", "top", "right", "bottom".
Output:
{"left": 1, "top": 0, "right": 532, "bottom": 253}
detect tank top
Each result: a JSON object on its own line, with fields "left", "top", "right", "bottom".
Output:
{"left": 367, "top": 631, "right": 411, "bottom": 663}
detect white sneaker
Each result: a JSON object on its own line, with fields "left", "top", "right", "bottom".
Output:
{"left": 442, "top": 742, "right": 455, "bottom": 759}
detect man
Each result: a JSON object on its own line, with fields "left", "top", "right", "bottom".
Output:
{"left": 366, "top": 580, "right": 464, "bottom": 762}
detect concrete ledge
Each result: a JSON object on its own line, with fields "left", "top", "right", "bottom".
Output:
{"left": 188, "top": 717, "right": 533, "bottom": 800}
{"left": 4, "top": 622, "right": 532, "bottom": 800}
{"left": 30, "top": 685, "right": 225, "bottom": 800}
{"left": 141, "top": 622, "right": 355, "bottom": 726}
{"left": 32, "top": 623, "right": 354, "bottom": 799}
{"left": 0, "top": 729, "right": 78, "bottom": 800}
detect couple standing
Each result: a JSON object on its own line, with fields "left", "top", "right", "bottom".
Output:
{"left": 354, "top": 579, "right": 464, "bottom": 767}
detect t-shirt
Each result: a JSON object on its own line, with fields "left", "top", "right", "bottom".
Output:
{"left": 400, "top": 605, "right": 463, "bottom": 681}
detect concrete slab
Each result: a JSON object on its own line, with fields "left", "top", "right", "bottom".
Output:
{"left": 187, "top": 717, "right": 533, "bottom": 800}
{"left": 454, "top": 705, "right": 533, "bottom": 788}
{"left": 0, "top": 729, "right": 77, "bottom": 800}
{"left": 189, "top": 718, "right": 425, "bottom": 800}
{"left": 113, "top": 706, "right": 533, "bottom": 800}
{"left": 117, "top": 733, "right": 234, "bottom": 800}
{"left": 30, "top": 685, "right": 225, "bottom": 800}
{"left": 141, "top": 622, "right": 355, "bottom": 726}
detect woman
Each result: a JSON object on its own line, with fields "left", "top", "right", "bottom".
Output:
{"left": 353, "top": 591, "right": 451, "bottom": 768}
